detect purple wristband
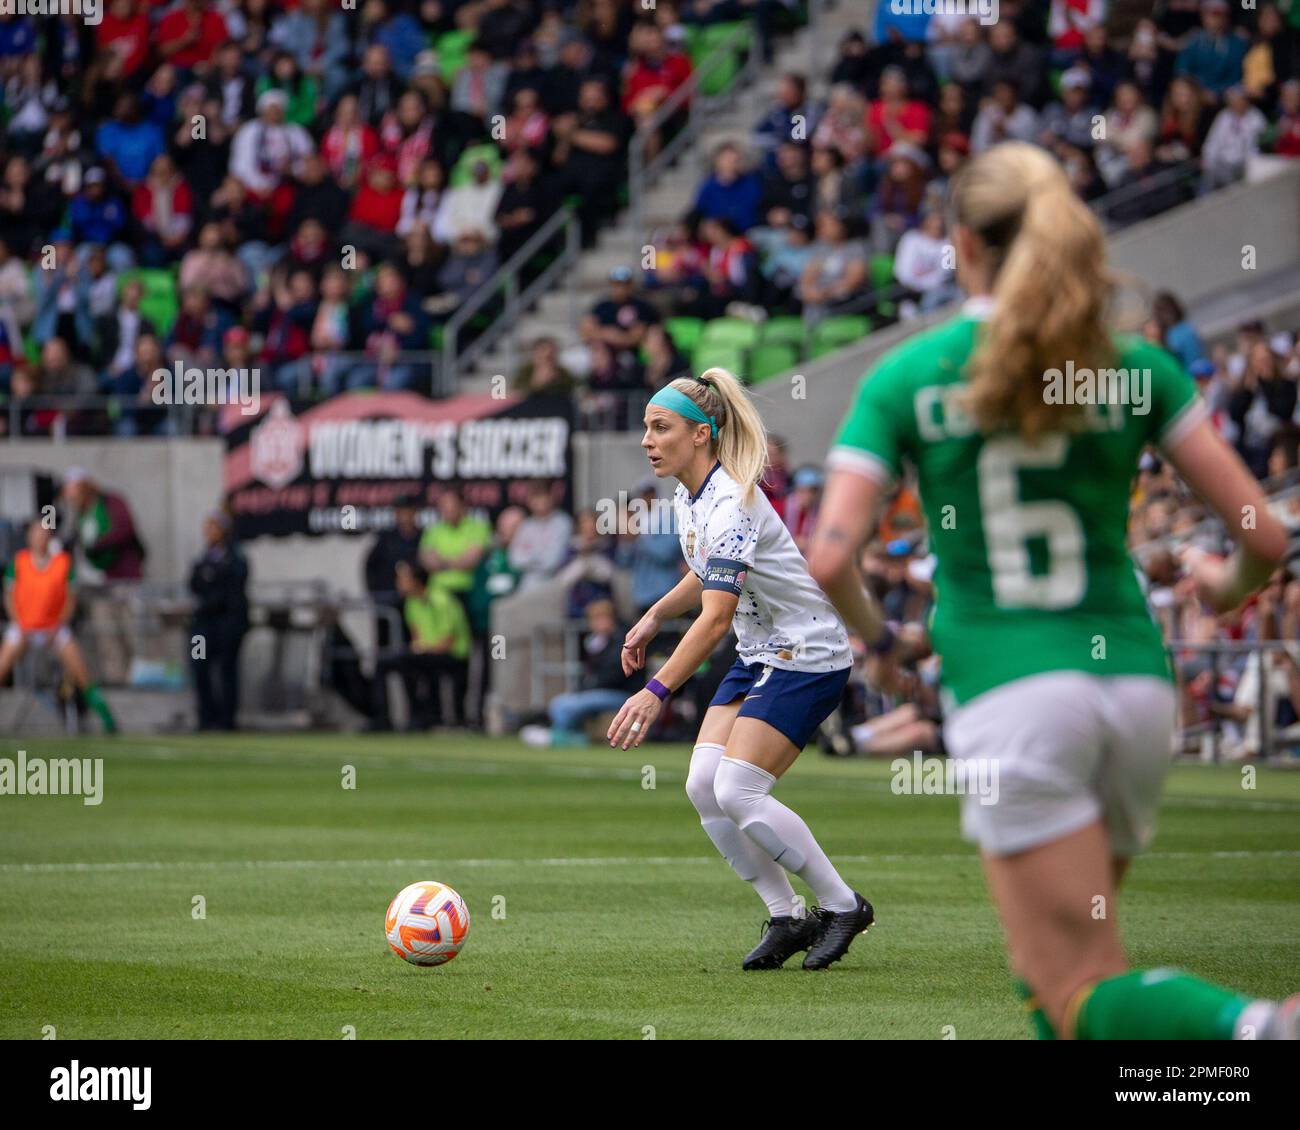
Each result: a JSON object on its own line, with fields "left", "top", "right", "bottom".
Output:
{"left": 646, "top": 677, "right": 671, "bottom": 701}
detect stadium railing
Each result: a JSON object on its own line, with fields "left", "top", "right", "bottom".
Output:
{"left": 0, "top": 579, "right": 406, "bottom": 732}
{"left": 627, "top": 19, "right": 767, "bottom": 240}
{"left": 1167, "top": 639, "right": 1300, "bottom": 762}
{"left": 1090, "top": 158, "right": 1202, "bottom": 231}
{"left": 1158, "top": 468, "right": 1300, "bottom": 555}
{"left": 4, "top": 355, "right": 449, "bottom": 432}
{"left": 434, "top": 12, "right": 787, "bottom": 393}
{"left": 438, "top": 204, "right": 581, "bottom": 392}
{"left": 786, "top": 159, "right": 1206, "bottom": 348}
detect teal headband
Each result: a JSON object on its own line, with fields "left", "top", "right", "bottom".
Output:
{"left": 648, "top": 385, "right": 718, "bottom": 438}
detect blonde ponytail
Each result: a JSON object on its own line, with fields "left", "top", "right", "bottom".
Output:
{"left": 951, "top": 142, "right": 1114, "bottom": 440}
{"left": 669, "top": 369, "right": 769, "bottom": 503}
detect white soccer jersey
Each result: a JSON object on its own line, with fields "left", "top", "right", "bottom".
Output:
{"left": 674, "top": 463, "right": 851, "bottom": 673}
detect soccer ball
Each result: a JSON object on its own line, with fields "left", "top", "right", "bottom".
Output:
{"left": 385, "top": 881, "right": 470, "bottom": 966}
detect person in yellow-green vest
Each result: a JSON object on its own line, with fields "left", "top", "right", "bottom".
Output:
{"left": 419, "top": 486, "right": 492, "bottom": 724}
{"left": 370, "top": 560, "right": 470, "bottom": 731}
{"left": 418, "top": 487, "right": 492, "bottom": 604}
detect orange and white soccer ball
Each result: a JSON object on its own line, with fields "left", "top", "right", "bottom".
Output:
{"left": 385, "top": 881, "right": 470, "bottom": 966}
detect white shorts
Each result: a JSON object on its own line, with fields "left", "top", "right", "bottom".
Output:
{"left": 942, "top": 672, "right": 1177, "bottom": 858}
{"left": 3, "top": 625, "right": 73, "bottom": 651}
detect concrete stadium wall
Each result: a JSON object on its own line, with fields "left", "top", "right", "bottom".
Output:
{"left": 0, "top": 441, "right": 374, "bottom": 606}
{"left": 0, "top": 439, "right": 224, "bottom": 585}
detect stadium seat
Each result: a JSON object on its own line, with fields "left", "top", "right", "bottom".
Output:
{"left": 699, "top": 316, "right": 759, "bottom": 351}
{"left": 758, "top": 316, "right": 805, "bottom": 354}
{"left": 693, "top": 342, "right": 748, "bottom": 380}
{"left": 869, "top": 254, "right": 895, "bottom": 292}
{"left": 749, "top": 342, "right": 799, "bottom": 383}
{"left": 869, "top": 254, "right": 898, "bottom": 321}
{"left": 117, "top": 268, "right": 179, "bottom": 337}
{"left": 693, "top": 21, "right": 753, "bottom": 97}
{"left": 664, "top": 316, "right": 704, "bottom": 354}
{"left": 809, "top": 314, "right": 871, "bottom": 359}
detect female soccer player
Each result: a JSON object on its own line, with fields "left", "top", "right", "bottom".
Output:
{"left": 608, "top": 369, "right": 879, "bottom": 970}
{"left": 807, "top": 141, "right": 1297, "bottom": 1039}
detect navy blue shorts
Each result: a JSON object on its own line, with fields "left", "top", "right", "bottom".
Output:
{"left": 709, "top": 659, "right": 851, "bottom": 750}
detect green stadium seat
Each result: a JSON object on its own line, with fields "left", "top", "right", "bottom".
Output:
{"left": 749, "top": 342, "right": 799, "bottom": 383}
{"left": 699, "top": 316, "right": 759, "bottom": 351}
{"left": 664, "top": 316, "right": 704, "bottom": 354}
{"left": 758, "top": 315, "right": 805, "bottom": 353}
{"left": 117, "top": 268, "right": 179, "bottom": 337}
{"left": 868, "top": 254, "right": 899, "bottom": 320}
{"left": 693, "top": 343, "right": 748, "bottom": 380}
{"left": 869, "top": 254, "right": 895, "bottom": 292}
{"left": 693, "top": 21, "right": 753, "bottom": 97}
{"left": 809, "top": 314, "right": 871, "bottom": 359}
{"left": 699, "top": 21, "right": 754, "bottom": 54}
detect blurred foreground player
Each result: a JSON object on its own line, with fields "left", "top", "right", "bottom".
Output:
{"left": 810, "top": 143, "right": 1297, "bottom": 1039}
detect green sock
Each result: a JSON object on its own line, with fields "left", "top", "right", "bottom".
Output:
{"left": 83, "top": 685, "right": 116, "bottom": 732}
{"left": 1013, "top": 978, "right": 1056, "bottom": 1040}
{"left": 1073, "top": 968, "right": 1250, "bottom": 1040}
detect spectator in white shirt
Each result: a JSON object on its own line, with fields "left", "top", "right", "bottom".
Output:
{"left": 432, "top": 158, "right": 502, "bottom": 246}
{"left": 1201, "top": 85, "right": 1269, "bottom": 191}
{"left": 397, "top": 157, "right": 445, "bottom": 239}
{"left": 509, "top": 482, "right": 574, "bottom": 591}
{"left": 970, "top": 79, "right": 1041, "bottom": 153}
{"left": 229, "top": 90, "right": 314, "bottom": 199}
{"left": 894, "top": 210, "right": 958, "bottom": 318}
{"left": 1097, "top": 80, "right": 1158, "bottom": 188}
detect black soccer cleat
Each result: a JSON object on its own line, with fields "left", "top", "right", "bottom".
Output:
{"left": 742, "top": 913, "right": 822, "bottom": 970}
{"left": 802, "top": 892, "right": 874, "bottom": 970}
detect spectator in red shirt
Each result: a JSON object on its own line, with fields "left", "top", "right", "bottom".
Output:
{"left": 622, "top": 24, "right": 692, "bottom": 160}
{"left": 503, "top": 87, "right": 550, "bottom": 155}
{"left": 132, "top": 154, "right": 194, "bottom": 267}
{"left": 1269, "top": 81, "right": 1300, "bottom": 158}
{"left": 157, "top": 0, "right": 229, "bottom": 74}
{"left": 95, "top": 0, "right": 151, "bottom": 83}
{"left": 868, "top": 66, "right": 933, "bottom": 158}
{"left": 343, "top": 155, "right": 405, "bottom": 262}
{"left": 678, "top": 215, "right": 758, "bottom": 319}
{"left": 321, "top": 94, "right": 381, "bottom": 190}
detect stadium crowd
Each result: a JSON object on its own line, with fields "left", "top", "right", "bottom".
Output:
{"left": 0, "top": 3, "right": 1297, "bottom": 431}
{"left": 0, "top": 0, "right": 805, "bottom": 432}
{"left": 522, "top": 0, "right": 1300, "bottom": 404}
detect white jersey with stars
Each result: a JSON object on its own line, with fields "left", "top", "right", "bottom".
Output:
{"left": 673, "top": 463, "right": 851, "bottom": 673}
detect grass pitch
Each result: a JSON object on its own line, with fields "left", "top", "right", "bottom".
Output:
{"left": 1, "top": 734, "right": 1297, "bottom": 1040}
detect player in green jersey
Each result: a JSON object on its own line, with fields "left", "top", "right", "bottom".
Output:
{"left": 806, "top": 143, "right": 1296, "bottom": 1040}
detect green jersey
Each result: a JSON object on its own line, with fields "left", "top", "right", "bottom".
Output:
{"left": 829, "top": 302, "right": 1206, "bottom": 707}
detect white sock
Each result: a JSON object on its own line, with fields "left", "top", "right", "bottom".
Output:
{"left": 685, "top": 742, "right": 796, "bottom": 916}
{"left": 1235, "top": 1000, "right": 1275, "bottom": 1040}
{"left": 714, "top": 756, "right": 857, "bottom": 913}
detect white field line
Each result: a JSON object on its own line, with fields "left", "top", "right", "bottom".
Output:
{"left": 59, "top": 745, "right": 1300, "bottom": 810}
{"left": 3, "top": 850, "right": 1300, "bottom": 875}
